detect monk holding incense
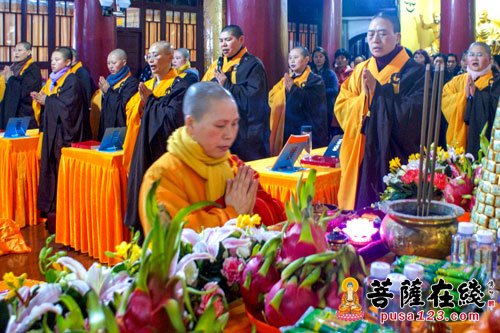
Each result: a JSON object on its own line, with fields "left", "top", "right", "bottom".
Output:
{"left": 334, "top": 12, "right": 425, "bottom": 210}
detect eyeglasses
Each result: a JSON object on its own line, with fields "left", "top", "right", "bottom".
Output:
{"left": 468, "top": 52, "right": 486, "bottom": 58}
{"left": 144, "top": 53, "right": 161, "bottom": 61}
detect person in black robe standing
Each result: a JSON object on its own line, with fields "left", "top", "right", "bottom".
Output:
{"left": 202, "top": 25, "right": 270, "bottom": 161}
{"left": 124, "top": 52, "right": 197, "bottom": 235}
{"left": 70, "top": 48, "right": 95, "bottom": 111}
{"left": 31, "top": 47, "right": 91, "bottom": 233}
{"left": 97, "top": 48, "right": 139, "bottom": 139}
{"left": 0, "top": 42, "right": 42, "bottom": 129}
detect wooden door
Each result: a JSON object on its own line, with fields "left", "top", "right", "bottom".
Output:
{"left": 117, "top": 29, "right": 143, "bottom": 77}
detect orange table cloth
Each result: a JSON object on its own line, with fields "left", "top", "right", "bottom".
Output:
{"left": 247, "top": 148, "right": 341, "bottom": 205}
{"left": 55, "top": 148, "right": 130, "bottom": 264}
{"left": 0, "top": 131, "right": 40, "bottom": 228}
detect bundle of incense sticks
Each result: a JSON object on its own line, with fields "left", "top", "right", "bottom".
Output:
{"left": 416, "top": 63, "right": 445, "bottom": 216}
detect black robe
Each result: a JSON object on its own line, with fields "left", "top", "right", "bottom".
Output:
{"left": 465, "top": 75, "right": 500, "bottom": 158}
{"left": 0, "top": 63, "right": 42, "bottom": 129}
{"left": 98, "top": 76, "right": 139, "bottom": 140}
{"left": 124, "top": 72, "right": 197, "bottom": 233}
{"left": 284, "top": 72, "right": 329, "bottom": 148}
{"left": 221, "top": 54, "right": 270, "bottom": 161}
{"left": 356, "top": 59, "right": 425, "bottom": 209}
{"left": 74, "top": 65, "right": 96, "bottom": 111}
{"left": 37, "top": 74, "right": 91, "bottom": 214}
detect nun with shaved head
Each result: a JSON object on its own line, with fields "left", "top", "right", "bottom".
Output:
{"left": 95, "top": 48, "right": 139, "bottom": 139}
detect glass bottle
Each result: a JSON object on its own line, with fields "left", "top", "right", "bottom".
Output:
{"left": 364, "top": 261, "right": 391, "bottom": 320}
{"left": 451, "top": 222, "right": 475, "bottom": 265}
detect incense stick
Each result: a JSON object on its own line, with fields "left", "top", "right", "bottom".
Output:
{"left": 426, "top": 64, "right": 445, "bottom": 215}
{"left": 417, "top": 64, "right": 431, "bottom": 216}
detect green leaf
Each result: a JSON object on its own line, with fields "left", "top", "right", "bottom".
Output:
{"left": 56, "top": 294, "right": 85, "bottom": 330}
{"left": 44, "top": 269, "right": 58, "bottom": 284}
{"left": 164, "top": 299, "right": 187, "bottom": 333}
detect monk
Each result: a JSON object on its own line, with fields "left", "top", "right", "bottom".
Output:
{"left": 124, "top": 41, "right": 197, "bottom": 233}
{"left": 138, "top": 82, "right": 285, "bottom": 234}
{"left": 70, "top": 48, "right": 95, "bottom": 111}
{"left": 203, "top": 25, "right": 270, "bottom": 161}
{"left": 334, "top": 12, "right": 425, "bottom": 210}
{"left": 442, "top": 42, "right": 500, "bottom": 158}
{"left": 94, "top": 48, "right": 139, "bottom": 140}
{"left": 269, "top": 46, "right": 328, "bottom": 155}
{"left": 31, "top": 47, "right": 90, "bottom": 232}
{"left": 0, "top": 42, "right": 41, "bottom": 129}
{"left": 172, "top": 48, "right": 199, "bottom": 80}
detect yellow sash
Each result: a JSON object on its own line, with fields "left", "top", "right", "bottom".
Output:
{"left": 70, "top": 61, "right": 83, "bottom": 74}
{"left": 177, "top": 61, "right": 191, "bottom": 75}
{"left": 269, "top": 66, "right": 311, "bottom": 156}
{"left": 32, "top": 69, "right": 73, "bottom": 125}
{"left": 442, "top": 72, "right": 493, "bottom": 149}
{"left": 202, "top": 47, "right": 248, "bottom": 84}
{"left": 335, "top": 48, "right": 409, "bottom": 210}
{"left": 90, "top": 72, "right": 132, "bottom": 115}
{"left": 123, "top": 68, "right": 178, "bottom": 173}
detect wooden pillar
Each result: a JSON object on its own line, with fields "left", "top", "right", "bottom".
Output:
{"left": 74, "top": 0, "right": 116, "bottom": 85}
{"left": 322, "top": 0, "right": 342, "bottom": 64}
{"left": 226, "top": 0, "right": 287, "bottom": 86}
{"left": 440, "top": 0, "right": 475, "bottom": 55}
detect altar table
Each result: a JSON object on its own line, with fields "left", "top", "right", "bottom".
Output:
{"left": 55, "top": 148, "right": 130, "bottom": 264}
{"left": 247, "top": 148, "right": 341, "bottom": 205}
{"left": 0, "top": 130, "right": 40, "bottom": 227}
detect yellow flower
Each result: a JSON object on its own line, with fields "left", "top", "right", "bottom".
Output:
{"left": 236, "top": 214, "right": 261, "bottom": 228}
{"left": 129, "top": 244, "right": 142, "bottom": 263}
{"left": 389, "top": 157, "right": 401, "bottom": 172}
{"left": 2, "top": 272, "right": 26, "bottom": 300}
{"left": 115, "top": 241, "right": 131, "bottom": 259}
{"left": 455, "top": 146, "right": 465, "bottom": 155}
{"left": 408, "top": 153, "right": 420, "bottom": 162}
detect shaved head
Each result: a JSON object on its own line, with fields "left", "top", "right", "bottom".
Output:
{"left": 108, "top": 48, "right": 127, "bottom": 61}
{"left": 150, "top": 41, "right": 173, "bottom": 55}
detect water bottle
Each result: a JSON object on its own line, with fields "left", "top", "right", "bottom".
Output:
{"left": 472, "top": 229, "right": 498, "bottom": 281}
{"left": 451, "top": 222, "right": 475, "bottom": 265}
{"left": 403, "top": 263, "right": 429, "bottom": 318}
{"left": 379, "top": 273, "right": 409, "bottom": 332}
{"left": 364, "top": 261, "right": 391, "bottom": 319}
{"left": 300, "top": 125, "right": 312, "bottom": 155}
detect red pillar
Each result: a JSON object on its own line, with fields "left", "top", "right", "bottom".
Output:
{"left": 322, "top": 0, "right": 342, "bottom": 64}
{"left": 226, "top": 0, "right": 287, "bottom": 86}
{"left": 440, "top": 0, "right": 475, "bottom": 55}
{"left": 74, "top": 1, "right": 116, "bottom": 85}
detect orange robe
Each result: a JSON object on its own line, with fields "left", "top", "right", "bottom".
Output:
{"left": 122, "top": 68, "right": 178, "bottom": 173}
{"left": 442, "top": 72, "right": 494, "bottom": 150}
{"left": 138, "top": 153, "right": 285, "bottom": 234}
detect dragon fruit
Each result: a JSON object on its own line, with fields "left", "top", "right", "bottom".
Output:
{"left": 264, "top": 276, "right": 320, "bottom": 327}
{"left": 444, "top": 176, "right": 474, "bottom": 210}
{"left": 240, "top": 253, "right": 280, "bottom": 313}
{"left": 281, "top": 170, "right": 328, "bottom": 262}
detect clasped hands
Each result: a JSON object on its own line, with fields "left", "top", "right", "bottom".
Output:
{"left": 362, "top": 68, "right": 376, "bottom": 99}
{"left": 98, "top": 76, "right": 110, "bottom": 94}
{"left": 138, "top": 82, "right": 153, "bottom": 105}
{"left": 225, "top": 165, "right": 258, "bottom": 215}
{"left": 30, "top": 91, "right": 46, "bottom": 105}
{"left": 2, "top": 66, "right": 13, "bottom": 81}
{"left": 465, "top": 75, "right": 476, "bottom": 98}
{"left": 213, "top": 69, "right": 227, "bottom": 86}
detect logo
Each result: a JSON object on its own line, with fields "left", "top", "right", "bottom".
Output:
{"left": 337, "top": 277, "right": 364, "bottom": 321}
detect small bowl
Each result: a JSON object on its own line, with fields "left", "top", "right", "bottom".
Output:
{"left": 380, "top": 199, "right": 464, "bottom": 259}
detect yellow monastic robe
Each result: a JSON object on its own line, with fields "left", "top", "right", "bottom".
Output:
{"left": 202, "top": 47, "right": 248, "bottom": 84}
{"left": 334, "top": 49, "right": 409, "bottom": 210}
{"left": 442, "top": 72, "right": 494, "bottom": 149}
{"left": 268, "top": 67, "right": 311, "bottom": 156}
{"left": 122, "top": 68, "right": 178, "bottom": 173}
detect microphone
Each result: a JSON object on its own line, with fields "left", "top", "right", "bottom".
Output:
{"left": 217, "top": 56, "right": 223, "bottom": 71}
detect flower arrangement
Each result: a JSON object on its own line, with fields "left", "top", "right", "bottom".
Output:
{"left": 238, "top": 170, "right": 367, "bottom": 328}
{"left": 0, "top": 181, "right": 231, "bottom": 332}
{"left": 381, "top": 146, "right": 480, "bottom": 210}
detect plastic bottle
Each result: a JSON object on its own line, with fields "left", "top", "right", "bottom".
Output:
{"left": 379, "top": 273, "right": 409, "bottom": 332}
{"left": 472, "top": 229, "right": 498, "bottom": 281}
{"left": 403, "top": 263, "right": 429, "bottom": 325}
{"left": 364, "top": 261, "right": 391, "bottom": 319}
{"left": 451, "top": 222, "right": 475, "bottom": 265}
